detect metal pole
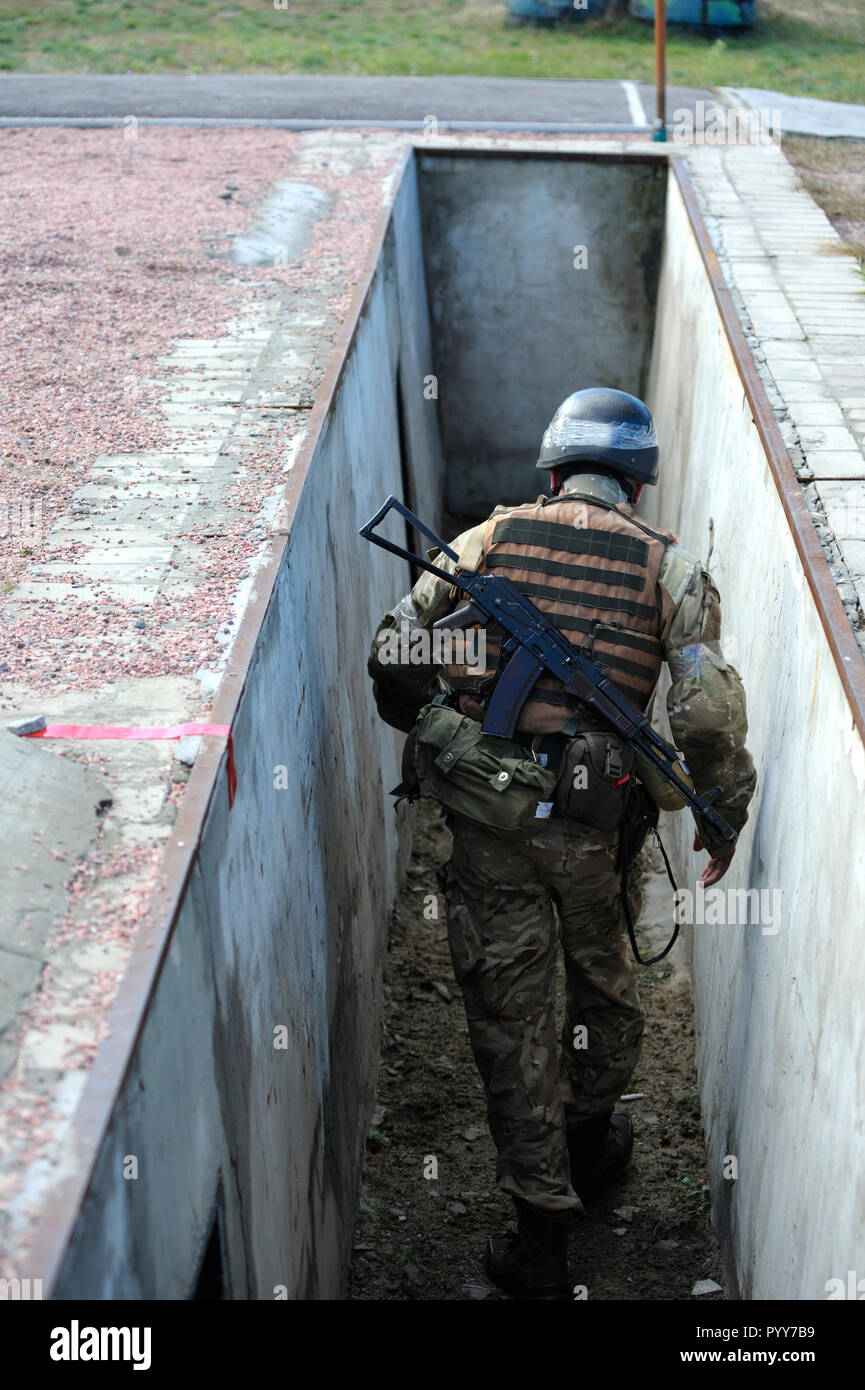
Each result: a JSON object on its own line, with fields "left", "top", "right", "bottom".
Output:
{"left": 653, "top": 0, "right": 667, "bottom": 141}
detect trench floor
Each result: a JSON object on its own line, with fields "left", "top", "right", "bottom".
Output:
{"left": 347, "top": 802, "right": 725, "bottom": 1302}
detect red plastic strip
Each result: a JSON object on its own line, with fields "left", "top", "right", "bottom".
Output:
{"left": 28, "top": 723, "right": 229, "bottom": 740}
{"left": 25, "top": 722, "right": 236, "bottom": 809}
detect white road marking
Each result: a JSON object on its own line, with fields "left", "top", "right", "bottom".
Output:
{"left": 621, "top": 80, "right": 648, "bottom": 128}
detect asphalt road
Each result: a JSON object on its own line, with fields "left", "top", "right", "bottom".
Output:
{"left": 0, "top": 74, "right": 721, "bottom": 131}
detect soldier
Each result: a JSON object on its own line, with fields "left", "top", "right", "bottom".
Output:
{"left": 367, "top": 387, "right": 756, "bottom": 1301}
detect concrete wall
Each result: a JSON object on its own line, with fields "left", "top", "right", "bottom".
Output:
{"left": 645, "top": 174, "right": 865, "bottom": 1299}
{"left": 55, "top": 161, "right": 445, "bottom": 1298}
{"left": 418, "top": 154, "right": 667, "bottom": 514}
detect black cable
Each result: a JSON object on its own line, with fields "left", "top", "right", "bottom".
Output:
{"left": 623, "top": 828, "right": 680, "bottom": 966}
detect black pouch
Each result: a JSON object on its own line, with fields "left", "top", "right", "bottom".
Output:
{"left": 617, "top": 779, "right": 660, "bottom": 875}
{"left": 391, "top": 723, "right": 422, "bottom": 803}
{"left": 554, "top": 731, "right": 636, "bottom": 831}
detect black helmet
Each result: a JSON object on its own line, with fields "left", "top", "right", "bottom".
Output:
{"left": 536, "top": 387, "right": 659, "bottom": 485}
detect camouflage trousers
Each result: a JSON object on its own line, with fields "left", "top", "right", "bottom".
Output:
{"left": 443, "top": 814, "right": 644, "bottom": 1214}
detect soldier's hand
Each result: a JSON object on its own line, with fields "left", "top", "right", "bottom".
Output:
{"left": 693, "top": 834, "right": 734, "bottom": 887}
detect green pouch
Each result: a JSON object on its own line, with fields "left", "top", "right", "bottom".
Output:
{"left": 413, "top": 701, "right": 557, "bottom": 832}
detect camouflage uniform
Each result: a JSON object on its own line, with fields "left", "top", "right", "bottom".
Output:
{"left": 368, "top": 472, "right": 756, "bottom": 1214}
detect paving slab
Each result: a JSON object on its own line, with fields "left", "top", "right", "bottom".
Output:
{"left": 732, "top": 88, "right": 865, "bottom": 140}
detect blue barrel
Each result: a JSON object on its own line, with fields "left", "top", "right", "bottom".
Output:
{"left": 507, "top": 0, "right": 613, "bottom": 21}
{"left": 629, "top": 0, "right": 756, "bottom": 26}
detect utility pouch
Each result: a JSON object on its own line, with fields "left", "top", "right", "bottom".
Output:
{"left": 617, "top": 779, "right": 660, "bottom": 875}
{"left": 391, "top": 723, "right": 422, "bottom": 804}
{"left": 554, "top": 730, "right": 636, "bottom": 831}
{"left": 409, "top": 700, "right": 558, "bottom": 832}
{"left": 633, "top": 748, "right": 694, "bottom": 812}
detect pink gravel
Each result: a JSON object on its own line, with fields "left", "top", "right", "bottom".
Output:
{"left": 0, "top": 126, "right": 404, "bottom": 690}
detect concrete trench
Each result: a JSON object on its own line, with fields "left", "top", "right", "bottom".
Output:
{"left": 12, "top": 143, "right": 865, "bottom": 1300}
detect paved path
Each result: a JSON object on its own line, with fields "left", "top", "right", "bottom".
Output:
{"left": 731, "top": 87, "right": 865, "bottom": 140}
{"left": 0, "top": 73, "right": 717, "bottom": 131}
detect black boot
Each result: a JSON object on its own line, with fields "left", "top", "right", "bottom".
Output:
{"left": 485, "top": 1198, "right": 570, "bottom": 1300}
{"left": 566, "top": 1109, "right": 634, "bottom": 1205}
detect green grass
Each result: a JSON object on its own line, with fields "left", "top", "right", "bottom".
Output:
{"left": 0, "top": 0, "right": 862, "bottom": 103}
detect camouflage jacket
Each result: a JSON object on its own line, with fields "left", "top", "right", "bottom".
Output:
{"left": 368, "top": 473, "right": 757, "bottom": 857}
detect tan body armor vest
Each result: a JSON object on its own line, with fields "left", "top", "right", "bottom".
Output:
{"left": 443, "top": 493, "right": 676, "bottom": 734}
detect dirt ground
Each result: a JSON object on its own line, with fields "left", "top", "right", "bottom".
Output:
{"left": 347, "top": 802, "right": 725, "bottom": 1302}
{"left": 784, "top": 137, "right": 865, "bottom": 263}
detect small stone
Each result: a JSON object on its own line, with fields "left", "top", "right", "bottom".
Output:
{"left": 432, "top": 981, "right": 452, "bottom": 1003}
{"left": 461, "top": 1283, "right": 493, "bottom": 1300}
{"left": 447, "top": 1201, "right": 467, "bottom": 1216}
{"left": 461, "top": 1124, "right": 486, "bottom": 1142}
{"left": 612, "top": 1227, "right": 628, "bottom": 1237}
{"left": 692, "top": 1278, "right": 723, "bottom": 1296}
{"left": 7, "top": 714, "right": 46, "bottom": 736}
{"left": 612, "top": 1206, "right": 635, "bottom": 1223}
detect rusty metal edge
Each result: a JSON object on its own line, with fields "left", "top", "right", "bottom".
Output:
{"left": 671, "top": 156, "right": 865, "bottom": 742}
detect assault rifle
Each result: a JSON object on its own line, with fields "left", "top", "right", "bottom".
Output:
{"left": 360, "top": 495, "right": 737, "bottom": 849}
